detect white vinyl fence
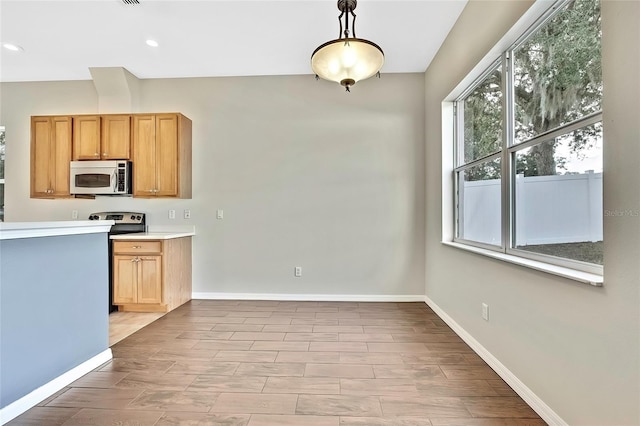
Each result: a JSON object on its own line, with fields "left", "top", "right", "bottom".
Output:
{"left": 459, "top": 171, "right": 602, "bottom": 246}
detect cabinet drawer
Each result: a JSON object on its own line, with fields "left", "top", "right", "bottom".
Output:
{"left": 113, "top": 240, "right": 162, "bottom": 254}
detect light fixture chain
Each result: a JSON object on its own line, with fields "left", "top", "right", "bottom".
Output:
{"left": 338, "top": 0, "right": 357, "bottom": 39}
{"left": 344, "top": 5, "right": 349, "bottom": 38}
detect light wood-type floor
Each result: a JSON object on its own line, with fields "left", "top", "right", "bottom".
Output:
{"left": 109, "top": 311, "right": 166, "bottom": 346}
{"left": 9, "top": 301, "right": 546, "bottom": 425}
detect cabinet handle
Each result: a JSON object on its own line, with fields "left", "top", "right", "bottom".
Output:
{"left": 132, "top": 246, "right": 142, "bottom": 249}
{"left": 103, "top": 152, "right": 107, "bottom": 156}
{"left": 94, "top": 153, "right": 99, "bottom": 157}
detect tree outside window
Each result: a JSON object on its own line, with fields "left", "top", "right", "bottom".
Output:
{"left": 454, "top": 0, "right": 602, "bottom": 271}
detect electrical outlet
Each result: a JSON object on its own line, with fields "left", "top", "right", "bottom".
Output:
{"left": 217, "top": 209, "right": 224, "bottom": 219}
{"left": 169, "top": 209, "right": 176, "bottom": 219}
{"left": 482, "top": 303, "right": 489, "bottom": 321}
{"left": 184, "top": 209, "right": 191, "bottom": 219}
{"left": 294, "top": 266, "right": 302, "bottom": 277}
{"left": 71, "top": 210, "right": 78, "bottom": 219}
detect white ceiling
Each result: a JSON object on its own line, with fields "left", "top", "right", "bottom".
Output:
{"left": 0, "top": 0, "right": 467, "bottom": 83}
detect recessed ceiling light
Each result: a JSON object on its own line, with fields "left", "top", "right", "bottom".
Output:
{"left": 146, "top": 39, "right": 159, "bottom": 47}
{"left": 3, "top": 43, "right": 24, "bottom": 52}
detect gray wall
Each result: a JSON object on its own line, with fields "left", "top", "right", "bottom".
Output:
{"left": 0, "top": 74, "right": 426, "bottom": 298}
{"left": 424, "top": 1, "right": 639, "bottom": 425}
{"left": 0, "top": 233, "right": 109, "bottom": 408}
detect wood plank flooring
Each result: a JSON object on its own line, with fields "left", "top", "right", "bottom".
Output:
{"left": 8, "top": 301, "right": 546, "bottom": 425}
{"left": 109, "top": 311, "right": 166, "bottom": 346}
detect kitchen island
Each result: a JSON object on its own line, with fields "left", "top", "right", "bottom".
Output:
{"left": 110, "top": 231, "right": 194, "bottom": 313}
{"left": 0, "top": 220, "right": 113, "bottom": 424}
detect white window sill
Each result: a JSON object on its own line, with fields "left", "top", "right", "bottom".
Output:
{"left": 441, "top": 241, "right": 603, "bottom": 286}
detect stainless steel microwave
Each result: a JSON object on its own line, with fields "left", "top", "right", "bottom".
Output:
{"left": 70, "top": 160, "right": 132, "bottom": 195}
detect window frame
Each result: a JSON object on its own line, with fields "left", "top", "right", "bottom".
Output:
{"left": 452, "top": 0, "right": 603, "bottom": 276}
{"left": 454, "top": 58, "right": 504, "bottom": 252}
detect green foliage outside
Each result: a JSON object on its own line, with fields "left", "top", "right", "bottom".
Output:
{"left": 462, "top": 0, "right": 602, "bottom": 180}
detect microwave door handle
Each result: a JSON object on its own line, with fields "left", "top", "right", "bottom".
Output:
{"left": 112, "top": 170, "right": 118, "bottom": 192}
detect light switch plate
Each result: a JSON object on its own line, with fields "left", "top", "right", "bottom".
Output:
{"left": 482, "top": 303, "right": 489, "bottom": 321}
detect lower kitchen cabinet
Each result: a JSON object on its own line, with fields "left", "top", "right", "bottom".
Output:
{"left": 112, "top": 237, "right": 192, "bottom": 312}
{"left": 113, "top": 254, "right": 162, "bottom": 305}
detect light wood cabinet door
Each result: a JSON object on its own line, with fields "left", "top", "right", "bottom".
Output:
{"left": 132, "top": 113, "right": 191, "bottom": 198}
{"left": 113, "top": 255, "right": 138, "bottom": 304}
{"left": 51, "top": 117, "right": 72, "bottom": 197}
{"left": 31, "top": 116, "right": 72, "bottom": 198}
{"left": 132, "top": 115, "right": 157, "bottom": 196}
{"left": 72, "top": 115, "right": 101, "bottom": 160}
{"left": 102, "top": 115, "right": 131, "bottom": 159}
{"left": 137, "top": 256, "right": 162, "bottom": 304}
{"left": 31, "top": 117, "right": 53, "bottom": 197}
{"left": 155, "top": 114, "right": 179, "bottom": 197}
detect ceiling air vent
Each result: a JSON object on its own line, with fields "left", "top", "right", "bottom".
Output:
{"left": 122, "top": 0, "right": 140, "bottom": 4}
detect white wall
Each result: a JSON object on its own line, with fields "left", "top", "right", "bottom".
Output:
{"left": 0, "top": 73, "right": 426, "bottom": 298}
{"left": 425, "top": 1, "right": 639, "bottom": 425}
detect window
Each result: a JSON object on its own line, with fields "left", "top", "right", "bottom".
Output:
{"left": 453, "top": 0, "right": 602, "bottom": 274}
{"left": 0, "top": 126, "right": 4, "bottom": 222}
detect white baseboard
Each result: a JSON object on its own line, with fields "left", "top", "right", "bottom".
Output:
{"left": 424, "top": 296, "right": 567, "bottom": 426}
{"left": 0, "top": 348, "right": 113, "bottom": 425}
{"left": 192, "top": 292, "right": 425, "bottom": 302}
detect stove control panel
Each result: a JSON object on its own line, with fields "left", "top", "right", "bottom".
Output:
{"left": 88, "top": 212, "right": 146, "bottom": 224}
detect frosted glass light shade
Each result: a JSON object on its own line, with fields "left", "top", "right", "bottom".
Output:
{"left": 311, "top": 38, "right": 384, "bottom": 88}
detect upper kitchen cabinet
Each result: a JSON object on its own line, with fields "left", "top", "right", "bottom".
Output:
{"left": 72, "top": 114, "right": 131, "bottom": 160}
{"left": 31, "top": 116, "right": 72, "bottom": 198}
{"left": 132, "top": 113, "right": 192, "bottom": 198}
{"left": 72, "top": 115, "right": 100, "bottom": 160}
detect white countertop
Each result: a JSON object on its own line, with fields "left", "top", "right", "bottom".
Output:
{"left": 110, "top": 231, "right": 195, "bottom": 240}
{"left": 0, "top": 220, "right": 114, "bottom": 240}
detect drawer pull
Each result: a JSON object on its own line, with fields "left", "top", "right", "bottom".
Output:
{"left": 132, "top": 245, "right": 142, "bottom": 249}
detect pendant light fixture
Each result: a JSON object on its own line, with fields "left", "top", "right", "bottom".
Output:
{"left": 311, "top": 0, "right": 384, "bottom": 92}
